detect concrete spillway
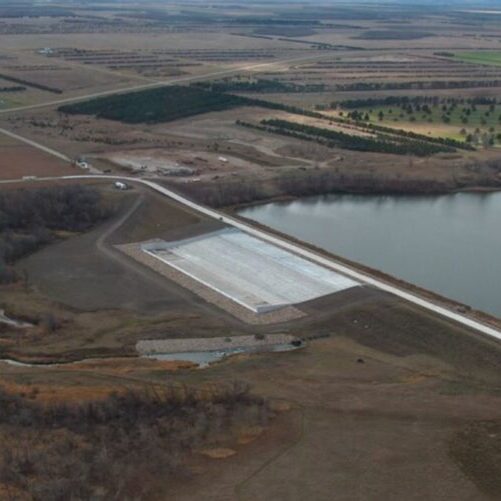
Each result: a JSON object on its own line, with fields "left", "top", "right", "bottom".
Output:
{"left": 143, "top": 228, "right": 358, "bottom": 313}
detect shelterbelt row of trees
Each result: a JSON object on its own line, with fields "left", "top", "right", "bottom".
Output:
{"left": 0, "top": 85, "right": 25, "bottom": 93}
{"left": 334, "top": 80, "right": 501, "bottom": 92}
{"left": 0, "top": 185, "right": 109, "bottom": 283}
{"left": 332, "top": 96, "right": 500, "bottom": 109}
{"left": 237, "top": 119, "right": 455, "bottom": 156}
{"left": 0, "top": 73, "right": 62, "bottom": 94}
{"left": 192, "top": 78, "right": 326, "bottom": 94}
{"left": 324, "top": 113, "right": 473, "bottom": 151}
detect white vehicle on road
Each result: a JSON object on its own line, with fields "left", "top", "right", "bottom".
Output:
{"left": 114, "top": 181, "right": 128, "bottom": 190}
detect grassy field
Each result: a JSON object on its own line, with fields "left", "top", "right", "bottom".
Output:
{"left": 0, "top": 94, "right": 22, "bottom": 110}
{"left": 454, "top": 51, "right": 501, "bottom": 67}
{"left": 0, "top": 134, "right": 74, "bottom": 180}
{"left": 341, "top": 103, "right": 501, "bottom": 143}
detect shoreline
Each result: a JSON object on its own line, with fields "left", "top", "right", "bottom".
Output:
{"left": 223, "top": 184, "right": 501, "bottom": 212}
{"left": 228, "top": 210, "right": 501, "bottom": 333}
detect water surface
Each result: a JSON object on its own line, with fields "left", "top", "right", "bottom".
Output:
{"left": 240, "top": 192, "right": 501, "bottom": 318}
{"left": 147, "top": 343, "right": 303, "bottom": 368}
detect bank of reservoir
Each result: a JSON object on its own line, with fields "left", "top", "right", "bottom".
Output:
{"left": 240, "top": 192, "right": 501, "bottom": 318}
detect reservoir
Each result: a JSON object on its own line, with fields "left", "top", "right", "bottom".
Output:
{"left": 239, "top": 192, "right": 501, "bottom": 318}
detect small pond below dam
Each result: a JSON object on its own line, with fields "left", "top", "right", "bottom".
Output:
{"left": 239, "top": 192, "right": 501, "bottom": 318}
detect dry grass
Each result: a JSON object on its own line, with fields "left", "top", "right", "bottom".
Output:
{"left": 0, "top": 140, "right": 73, "bottom": 180}
{"left": 0, "top": 381, "right": 117, "bottom": 404}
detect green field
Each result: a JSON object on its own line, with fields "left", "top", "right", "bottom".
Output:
{"left": 0, "top": 92, "right": 31, "bottom": 110}
{"left": 343, "top": 103, "right": 501, "bottom": 144}
{"left": 0, "top": 96, "right": 17, "bottom": 110}
{"left": 454, "top": 51, "right": 501, "bottom": 67}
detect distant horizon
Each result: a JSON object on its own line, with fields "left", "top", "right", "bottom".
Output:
{"left": 1, "top": 0, "right": 501, "bottom": 5}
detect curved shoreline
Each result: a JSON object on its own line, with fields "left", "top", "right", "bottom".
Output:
{"left": 224, "top": 184, "right": 501, "bottom": 212}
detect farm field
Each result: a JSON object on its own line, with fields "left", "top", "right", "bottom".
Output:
{"left": 454, "top": 51, "right": 501, "bottom": 67}
{"left": 0, "top": 134, "right": 74, "bottom": 180}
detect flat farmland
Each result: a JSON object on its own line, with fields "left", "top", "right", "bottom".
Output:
{"left": 260, "top": 53, "right": 501, "bottom": 93}
{"left": 0, "top": 64, "right": 132, "bottom": 94}
{"left": 0, "top": 93, "right": 24, "bottom": 110}
{"left": 0, "top": 134, "right": 73, "bottom": 179}
{"left": 0, "top": 31, "right": 310, "bottom": 55}
{"left": 0, "top": 74, "right": 54, "bottom": 109}
{"left": 454, "top": 51, "right": 501, "bottom": 67}
{"left": 307, "top": 30, "right": 501, "bottom": 50}
{"left": 0, "top": 31, "right": 324, "bottom": 110}
{"left": 0, "top": 52, "right": 137, "bottom": 97}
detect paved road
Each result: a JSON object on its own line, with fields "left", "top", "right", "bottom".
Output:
{"left": 0, "top": 52, "right": 334, "bottom": 115}
{"left": 2, "top": 173, "right": 501, "bottom": 343}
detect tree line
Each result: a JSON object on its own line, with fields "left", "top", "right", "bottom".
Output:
{"left": 0, "top": 185, "right": 109, "bottom": 283}
{"left": 0, "top": 382, "right": 269, "bottom": 500}
{"left": 238, "top": 119, "right": 455, "bottom": 156}
{"left": 0, "top": 72, "right": 62, "bottom": 94}
{"left": 192, "top": 78, "right": 326, "bottom": 94}
{"left": 335, "top": 114, "right": 473, "bottom": 151}
{"left": 229, "top": 93, "right": 472, "bottom": 151}
{"left": 333, "top": 96, "right": 500, "bottom": 109}
{"left": 179, "top": 157, "right": 501, "bottom": 208}
{"left": 334, "top": 80, "right": 501, "bottom": 92}
{"left": 0, "top": 85, "right": 26, "bottom": 92}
